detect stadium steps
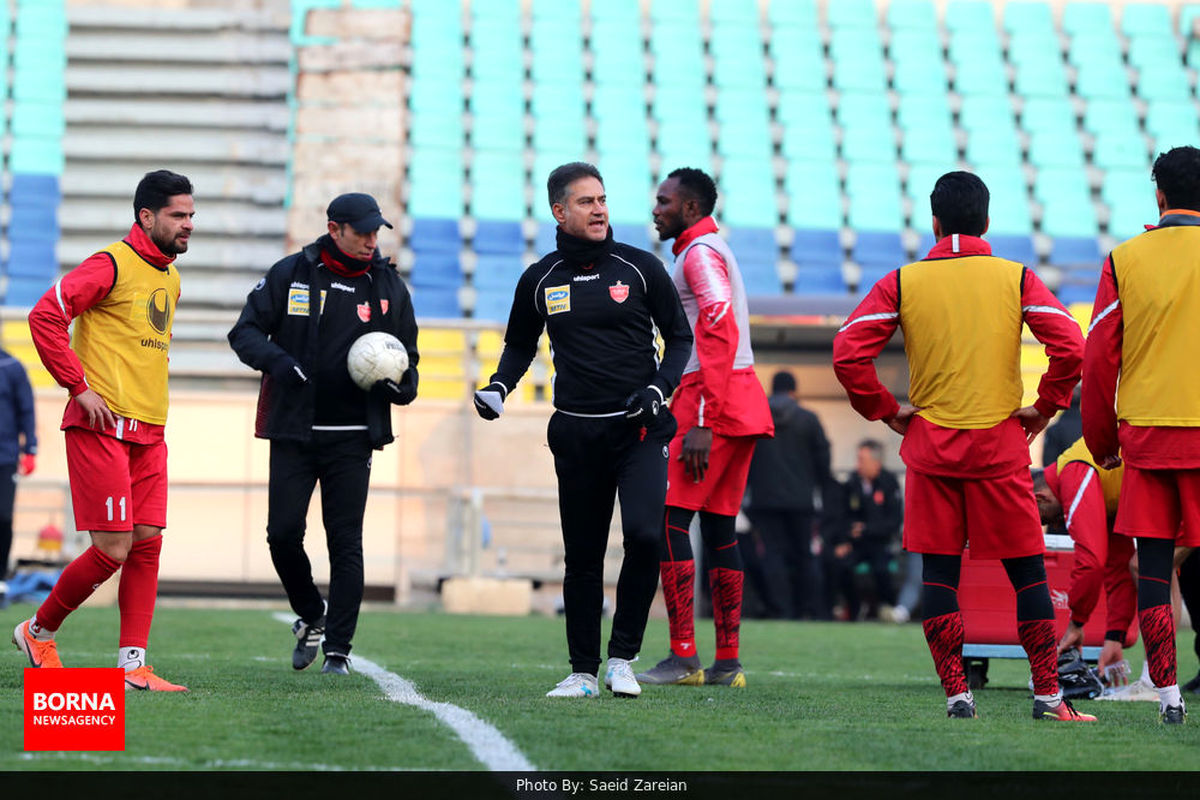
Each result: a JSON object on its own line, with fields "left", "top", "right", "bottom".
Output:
{"left": 64, "top": 98, "right": 289, "bottom": 132}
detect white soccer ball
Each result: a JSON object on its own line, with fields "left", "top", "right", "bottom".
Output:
{"left": 347, "top": 331, "right": 409, "bottom": 390}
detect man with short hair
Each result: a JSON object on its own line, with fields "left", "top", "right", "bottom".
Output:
{"left": 636, "top": 167, "right": 772, "bottom": 688}
{"left": 15, "top": 170, "right": 194, "bottom": 691}
{"left": 839, "top": 439, "right": 902, "bottom": 620}
{"left": 834, "top": 171, "right": 1092, "bottom": 721}
{"left": 229, "top": 193, "right": 419, "bottom": 675}
{"left": 0, "top": 348, "right": 36, "bottom": 606}
{"left": 1082, "top": 145, "right": 1200, "bottom": 724}
{"left": 473, "top": 162, "right": 692, "bottom": 698}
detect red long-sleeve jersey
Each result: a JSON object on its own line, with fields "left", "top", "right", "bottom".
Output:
{"left": 834, "top": 235, "right": 1083, "bottom": 477}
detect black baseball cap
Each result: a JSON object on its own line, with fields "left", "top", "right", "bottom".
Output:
{"left": 327, "top": 193, "right": 393, "bottom": 233}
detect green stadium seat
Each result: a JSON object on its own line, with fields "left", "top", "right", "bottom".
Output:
{"left": 905, "top": 163, "right": 958, "bottom": 205}
{"left": 945, "top": 1, "right": 996, "bottom": 33}
{"left": 964, "top": 127, "right": 1023, "bottom": 167}
{"left": 948, "top": 29, "right": 1002, "bottom": 62}
{"left": 1066, "top": 31, "right": 1123, "bottom": 67}
{"left": 1006, "top": 32, "right": 1063, "bottom": 67}
{"left": 959, "top": 95, "right": 1016, "bottom": 131}
{"left": 719, "top": 158, "right": 779, "bottom": 226}
{"left": 658, "top": 133, "right": 714, "bottom": 173}
{"left": 1121, "top": 4, "right": 1172, "bottom": 38}
{"left": 1092, "top": 131, "right": 1150, "bottom": 170}
{"left": 409, "top": 77, "right": 463, "bottom": 115}
{"left": 1028, "top": 131, "right": 1085, "bottom": 167}
{"left": 715, "top": 87, "right": 771, "bottom": 123}
{"left": 780, "top": 122, "right": 837, "bottom": 161}
{"left": 710, "top": 25, "right": 763, "bottom": 60}
{"left": 886, "top": 0, "right": 937, "bottom": 30}
{"left": 652, "top": 84, "right": 706, "bottom": 121}
{"left": 592, "top": 84, "right": 646, "bottom": 122}
{"left": 650, "top": 31, "right": 706, "bottom": 86}
{"left": 897, "top": 94, "right": 953, "bottom": 131}
{"left": 771, "top": 45, "right": 829, "bottom": 91}
{"left": 892, "top": 57, "right": 949, "bottom": 94}
{"left": 776, "top": 90, "right": 834, "bottom": 125}
{"left": 590, "top": 0, "right": 642, "bottom": 23}
{"left": 1082, "top": 98, "right": 1140, "bottom": 136}
{"left": 11, "top": 72, "right": 65, "bottom": 103}
{"left": 826, "top": 0, "right": 877, "bottom": 28}
{"left": 531, "top": 83, "right": 585, "bottom": 121}
{"left": 532, "top": 0, "right": 582, "bottom": 21}
{"left": 1101, "top": 168, "right": 1152, "bottom": 207}
{"left": 837, "top": 91, "right": 892, "bottom": 127}
{"left": 951, "top": 59, "right": 1009, "bottom": 97}
{"left": 1106, "top": 198, "right": 1152, "bottom": 240}
{"left": 532, "top": 116, "right": 587, "bottom": 155}
{"left": 650, "top": 0, "right": 701, "bottom": 23}
{"left": 841, "top": 125, "right": 898, "bottom": 164}
{"left": 596, "top": 155, "right": 654, "bottom": 224}
{"left": 1003, "top": 1, "right": 1054, "bottom": 36}
{"left": 766, "top": 0, "right": 818, "bottom": 27}
{"left": 710, "top": 0, "right": 761, "bottom": 25}
{"left": 717, "top": 119, "right": 774, "bottom": 159}
{"left": 409, "top": 112, "right": 465, "bottom": 148}
{"left": 591, "top": 22, "right": 646, "bottom": 85}
{"left": 1145, "top": 100, "right": 1199, "bottom": 141}
{"left": 1022, "top": 97, "right": 1077, "bottom": 134}
{"left": 470, "top": 151, "right": 526, "bottom": 222}
{"left": 846, "top": 164, "right": 904, "bottom": 230}
{"left": 1126, "top": 36, "right": 1184, "bottom": 71}
{"left": 531, "top": 23, "right": 585, "bottom": 85}
{"left": 1013, "top": 61, "right": 1069, "bottom": 99}
{"left": 1034, "top": 167, "right": 1090, "bottom": 206}
{"left": 900, "top": 126, "right": 958, "bottom": 165}
{"left": 10, "top": 103, "right": 63, "bottom": 138}
{"left": 470, "top": 29, "right": 524, "bottom": 83}
{"left": 595, "top": 117, "right": 651, "bottom": 158}
{"left": 471, "top": 0, "right": 521, "bottom": 21}
{"left": 1181, "top": 5, "right": 1200, "bottom": 37}
{"left": 1074, "top": 63, "right": 1132, "bottom": 100}
{"left": 1042, "top": 206, "right": 1100, "bottom": 239}
{"left": 785, "top": 161, "right": 843, "bottom": 230}
{"left": 713, "top": 59, "right": 768, "bottom": 91}
{"left": 1062, "top": 2, "right": 1115, "bottom": 36}
{"left": 1136, "top": 69, "right": 1192, "bottom": 103}
{"left": 889, "top": 28, "right": 942, "bottom": 60}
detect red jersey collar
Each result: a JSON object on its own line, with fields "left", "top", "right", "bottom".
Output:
{"left": 124, "top": 223, "right": 174, "bottom": 270}
{"left": 671, "top": 216, "right": 719, "bottom": 256}
{"left": 924, "top": 233, "right": 992, "bottom": 259}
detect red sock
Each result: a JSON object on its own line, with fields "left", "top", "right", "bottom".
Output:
{"left": 660, "top": 560, "right": 696, "bottom": 658}
{"left": 1139, "top": 604, "right": 1177, "bottom": 689}
{"left": 709, "top": 567, "right": 743, "bottom": 661}
{"left": 923, "top": 611, "right": 968, "bottom": 697}
{"left": 1018, "top": 619, "right": 1058, "bottom": 696}
{"left": 119, "top": 535, "right": 162, "bottom": 649}
{"left": 35, "top": 546, "right": 122, "bottom": 631}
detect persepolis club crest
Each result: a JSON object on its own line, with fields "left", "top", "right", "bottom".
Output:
{"left": 609, "top": 281, "right": 629, "bottom": 303}
{"left": 357, "top": 302, "right": 371, "bottom": 322}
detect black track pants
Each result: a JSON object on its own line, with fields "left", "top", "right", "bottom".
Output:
{"left": 547, "top": 410, "right": 677, "bottom": 675}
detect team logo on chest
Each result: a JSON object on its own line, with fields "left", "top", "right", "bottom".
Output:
{"left": 609, "top": 280, "right": 629, "bottom": 304}
{"left": 357, "top": 302, "right": 371, "bottom": 323}
{"left": 146, "top": 289, "right": 171, "bottom": 334}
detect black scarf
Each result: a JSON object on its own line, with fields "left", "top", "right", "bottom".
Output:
{"left": 318, "top": 233, "right": 374, "bottom": 278}
{"left": 555, "top": 226, "right": 614, "bottom": 267}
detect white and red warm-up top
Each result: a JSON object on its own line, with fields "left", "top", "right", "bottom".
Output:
{"left": 669, "top": 217, "right": 772, "bottom": 439}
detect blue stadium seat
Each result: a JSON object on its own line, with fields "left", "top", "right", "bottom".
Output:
{"left": 8, "top": 206, "right": 58, "bottom": 239}
{"left": 412, "top": 286, "right": 462, "bottom": 318}
{"left": 409, "top": 251, "right": 463, "bottom": 289}
{"left": 535, "top": 222, "right": 558, "bottom": 255}
{"left": 409, "top": 218, "right": 461, "bottom": 253}
{"left": 792, "top": 267, "right": 847, "bottom": 294}
{"left": 612, "top": 224, "right": 654, "bottom": 252}
{"left": 791, "top": 228, "right": 843, "bottom": 268}
{"left": 739, "top": 263, "right": 783, "bottom": 295}
{"left": 1049, "top": 237, "right": 1103, "bottom": 266}
{"left": 725, "top": 227, "right": 778, "bottom": 265}
{"left": 853, "top": 232, "right": 906, "bottom": 267}
{"left": 473, "top": 287, "right": 516, "bottom": 321}
{"left": 9, "top": 174, "right": 59, "bottom": 206}
{"left": 989, "top": 235, "right": 1038, "bottom": 265}
{"left": 473, "top": 220, "right": 525, "bottom": 255}
{"left": 5, "top": 239, "right": 57, "bottom": 278}
{"left": 4, "top": 276, "right": 53, "bottom": 307}
{"left": 473, "top": 253, "right": 526, "bottom": 290}
{"left": 857, "top": 264, "right": 897, "bottom": 290}
{"left": 1055, "top": 282, "right": 1099, "bottom": 305}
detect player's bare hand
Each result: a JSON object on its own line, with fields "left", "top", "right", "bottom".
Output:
{"left": 1097, "top": 454, "right": 1123, "bottom": 470}
{"left": 885, "top": 405, "right": 920, "bottom": 436}
{"left": 1010, "top": 405, "right": 1051, "bottom": 444}
{"left": 1098, "top": 640, "right": 1128, "bottom": 686}
{"left": 679, "top": 426, "right": 713, "bottom": 483}
{"left": 74, "top": 388, "right": 118, "bottom": 431}
{"left": 1056, "top": 621, "right": 1084, "bottom": 655}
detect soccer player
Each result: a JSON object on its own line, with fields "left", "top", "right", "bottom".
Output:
{"left": 833, "top": 171, "right": 1092, "bottom": 721}
{"left": 473, "top": 162, "right": 692, "bottom": 698}
{"left": 13, "top": 170, "right": 193, "bottom": 691}
{"left": 1032, "top": 438, "right": 1136, "bottom": 676}
{"left": 637, "top": 168, "right": 772, "bottom": 688}
{"left": 1082, "top": 145, "right": 1200, "bottom": 724}
{"left": 229, "top": 193, "right": 419, "bottom": 675}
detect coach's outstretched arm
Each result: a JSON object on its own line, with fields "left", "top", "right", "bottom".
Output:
{"left": 474, "top": 269, "right": 543, "bottom": 420}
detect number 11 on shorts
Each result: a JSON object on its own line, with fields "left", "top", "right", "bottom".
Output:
{"left": 105, "top": 496, "right": 127, "bottom": 522}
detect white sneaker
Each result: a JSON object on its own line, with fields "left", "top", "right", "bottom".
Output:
{"left": 546, "top": 672, "right": 599, "bottom": 698}
{"left": 605, "top": 657, "right": 641, "bottom": 698}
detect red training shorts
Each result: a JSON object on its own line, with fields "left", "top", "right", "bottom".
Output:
{"left": 65, "top": 427, "right": 168, "bottom": 532}
{"left": 1114, "top": 465, "right": 1200, "bottom": 546}
{"left": 666, "top": 431, "right": 756, "bottom": 516}
{"left": 903, "top": 466, "right": 1043, "bottom": 559}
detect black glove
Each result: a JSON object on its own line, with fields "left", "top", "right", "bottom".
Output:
{"left": 374, "top": 378, "right": 416, "bottom": 406}
{"left": 623, "top": 385, "right": 663, "bottom": 422}
{"left": 473, "top": 382, "right": 507, "bottom": 420}
{"left": 270, "top": 357, "right": 308, "bottom": 388}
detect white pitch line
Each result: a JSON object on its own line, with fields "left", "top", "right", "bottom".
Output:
{"left": 271, "top": 612, "right": 535, "bottom": 771}
{"left": 17, "top": 752, "right": 415, "bottom": 771}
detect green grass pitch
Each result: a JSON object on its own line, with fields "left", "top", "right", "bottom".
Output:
{"left": 2, "top": 604, "right": 1197, "bottom": 771}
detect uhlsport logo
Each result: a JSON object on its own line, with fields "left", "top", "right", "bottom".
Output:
{"left": 146, "top": 288, "right": 171, "bottom": 334}
{"left": 24, "top": 668, "right": 125, "bottom": 751}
